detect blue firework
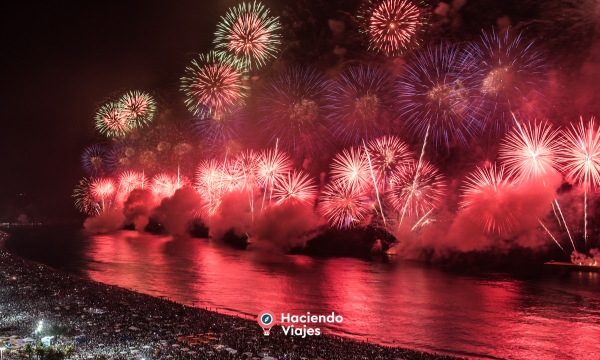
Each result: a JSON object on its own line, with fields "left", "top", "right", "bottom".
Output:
{"left": 468, "top": 29, "right": 548, "bottom": 136}
{"left": 81, "top": 144, "right": 109, "bottom": 177}
{"left": 327, "top": 64, "right": 397, "bottom": 145}
{"left": 396, "top": 43, "right": 483, "bottom": 149}
{"left": 258, "top": 67, "right": 332, "bottom": 158}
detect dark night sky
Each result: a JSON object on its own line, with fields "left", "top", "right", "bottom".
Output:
{"left": 0, "top": 0, "right": 266, "bottom": 219}
{"left": 1, "top": 0, "right": 599, "bottom": 221}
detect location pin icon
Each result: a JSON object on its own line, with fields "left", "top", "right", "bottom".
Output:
{"left": 257, "top": 310, "right": 275, "bottom": 336}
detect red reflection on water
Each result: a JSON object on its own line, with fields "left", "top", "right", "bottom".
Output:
{"left": 85, "top": 232, "right": 600, "bottom": 359}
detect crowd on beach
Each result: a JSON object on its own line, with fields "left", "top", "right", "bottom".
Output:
{"left": 0, "top": 232, "right": 462, "bottom": 360}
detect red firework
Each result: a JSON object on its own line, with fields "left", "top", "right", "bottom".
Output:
{"left": 258, "top": 147, "right": 293, "bottom": 191}
{"left": 119, "top": 171, "right": 147, "bottom": 193}
{"left": 151, "top": 173, "right": 189, "bottom": 200}
{"left": 330, "top": 147, "right": 372, "bottom": 191}
{"left": 461, "top": 164, "right": 519, "bottom": 233}
{"left": 90, "top": 178, "right": 116, "bottom": 200}
{"left": 362, "top": 0, "right": 426, "bottom": 56}
{"left": 366, "top": 136, "right": 412, "bottom": 190}
{"left": 234, "top": 149, "right": 261, "bottom": 191}
{"left": 387, "top": 160, "right": 445, "bottom": 218}
{"left": 499, "top": 121, "right": 561, "bottom": 182}
{"left": 181, "top": 52, "right": 245, "bottom": 117}
{"left": 559, "top": 117, "right": 600, "bottom": 189}
{"left": 272, "top": 171, "right": 318, "bottom": 208}
{"left": 318, "top": 180, "right": 372, "bottom": 228}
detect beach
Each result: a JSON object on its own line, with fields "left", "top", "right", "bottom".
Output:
{"left": 0, "top": 231, "right": 462, "bottom": 359}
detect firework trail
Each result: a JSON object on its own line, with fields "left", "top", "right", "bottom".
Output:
{"left": 363, "top": 140, "right": 387, "bottom": 228}
{"left": 461, "top": 164, "right": 519, "bottom": 234}
{"left": 272, "top": 170, "right": 318, "bottom": 208}
{"left": 554, "top": 199, "right": 576, "bottom": 251}
{"left": 559, "top": 117, "right": 600, "bottom": 244}
{"left": 330, "top": 147, "right": 372, "bottom": 191}
{"left": 327, "top": 65, "right": 396, "bottom": 145}
{"left": 366, "top": 135, "right": 412, "bottom": 191}
{"left": 90, "top": 178, "right": 117, "bottom": 212}
{"left": 469, "top": 29, "right": 548, "bottom": 135}
{"left": 498, "top": 119, "right": 561, "bottom": 183}
{"left": 181, "top": 52, "right": 246, "bottom": 118}
{"left": 95, "top": 102, "right": 131, "bottom": 137}
{"left": 359, "top": 0, "right": 427, "bottom": 56}
{"left": 73, "top": 178, "right": 100, "bottom": 216}
{"left": 214, "top": 2, "right": 281, "bottom": 71}
{"left": 396, "top": 44, "right": 482, "bottom": 149}
{"left": 81, "top": 144, "right": 109, "bottom": 177}
{"left": 258, "top": 67, "right": 331, "bottom": 157}
{"left": 318, "top": 180, "right": 372, "bottom": 228}
{"left": 118, "top": 90, "right": 156, "bottom": 128}
{"left": 536, "top": 216, "right": 565, "bottom": 252}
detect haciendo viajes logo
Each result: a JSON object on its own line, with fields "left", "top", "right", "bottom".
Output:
{"left": 257, "top": 311, "right": 343, "bottom": 338}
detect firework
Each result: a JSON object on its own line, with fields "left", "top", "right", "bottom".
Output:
{"left": 327, "top": 65, "right": 396, "bottom": 145}
{"left": 81, "top": 144, "right": 109, "bottom": 177}
{"left": 461, "top": 164, "right": 519, "bottom": 233}
{"left": 359, "top": 0, "right": 427, "bottom": 56}
{"left": 214, "top": 2, "right": 281, "bottom": 71}
{"left": 319, "top": 180, "right": 372, "bottom": 228}
{"left": 330, "top": 147, "right": 372, "bottom": 191}
{"left": 181, "top": 52, "right": 246, "bottom": 117}
{"left": 257, "top": 147, "right": 293, "bottom": 191}
{"left": 387, "top": 160, "right": 445, "bottom": 218}
{"left": 498, "top": 120, "right": 561, "bottom": 182}
{"left": 234, "top": 150, "right": 261, "bottom": 192}
{"left": 118, "top": 171, "right": 147, "bottom": 194}
{"left": 192, "top": 105, "right": 243, "bottom": 152}
{"left": 469, "top": 30, "right": 548, "bottom": 135}
{"left": 195, "top": 159, "right": 228, "bottom": 215}
{"left": 151, "top": 172, "right": 189, "bottom": 200}
{"left": 396, "top": 44, "right": 482, "bottom": 148}
{"left": 258, "top": 67, "right": 331, "bottom": 157}
{"left": 118, "top": 90, "right": 157, "bottom": 128}
{"left": 366, "top": 135, "right": 412, "bottom": 190}
{"left": 95, "top": 102, "right": 131, "bottom": 137}
{"left": 273, "top": 170, "right": 318, "bottom": 208}
{"left": 73, "top": 178, "right": 100, "bottom": 216}
{"left": 559, "top": 117, "right": 600, "bottom": 243}
{"left": 90, "top": 177, "right": 117, "bottom": 212}
{"left": 559, "top": 117, "right": 600, "bottom": 189}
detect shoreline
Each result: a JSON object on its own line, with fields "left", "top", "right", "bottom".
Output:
{"left": 0, "top": 231, "right": 463, "bottom": 359}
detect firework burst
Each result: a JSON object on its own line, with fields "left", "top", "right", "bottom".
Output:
{"left": 396, "top": 44, "right": 482, "bottom": 148}
{"left": 330, "top": 147, "right": 372, "bottom": 191}
{"left": 214, "top": 2, "right": 281, "bottom": 71}
{"left": 498, "top": 120, "right": 561, "bottom": 182}
{"left": 192, "top": 105, "right": 243, "bottom": 153}
{"left": 118, "top": 90, "right": 157, "bottom": 128}
{"left": 258, "top": 67, "right": 332, "bottom": 157}
{"left": 461, "top": 164, "right": 519, "bottom": 233}
{"left": 95, "top": 102, "right": 131, "bottom": 137}
{"left": 73, "top": 178, "right": 100, "bottom": 216}
{"left": 273, "top": 171, "right": 318, "bottom": 208}
{"left": 327, "top": 65, "right": 396, "bottom": 145}
{"left": 469, "top": 30, "right": 548, "bottom": 135}
{"left": 359, "top": 0, "right": 427, "bottom": 56}
{"left": 257, "top": 147, "right": 293, "bottom": 191}
{"left": 559, "top": 117, "right": 600, "bottom": 189}
{"left": 118, "top": 171, "right": 147, "bottom": 194}
{"left": 387, "top": 160, "right": 445, "bottom": 218}
{"left": 151, "top": 172, "right": 189, "bottom": 200}
{"left": 366, "top": 135, "right": 412, "bottom": 190}
{"left": 81, "top": 144, "right": 109, "bottom": 177}
{"left": 181, "top": 52, "right": 246, "bottom": 117}
{"left": 319, "top": 180, "right": 372, "bottom": 228}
